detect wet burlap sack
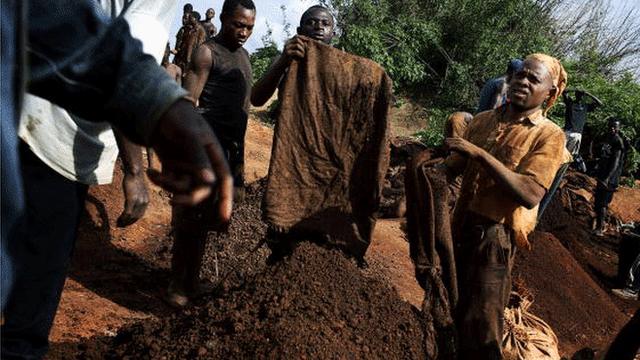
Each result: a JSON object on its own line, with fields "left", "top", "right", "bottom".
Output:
{"left": 503, "top": 292, "right": 561, "bottom": 360}
{"left": 263, "top": 38, "right": 392, "bottom": 258}
{"left": 405, "top": 150, "right": 458, "bottom": 360}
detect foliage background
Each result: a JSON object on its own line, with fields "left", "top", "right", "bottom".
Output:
{"left": 250, "top": 0, "right": 640, "bottom": 178}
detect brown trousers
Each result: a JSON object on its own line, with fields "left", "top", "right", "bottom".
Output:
{"left": 455, "top": 214, "right": 516, "bottom": 360}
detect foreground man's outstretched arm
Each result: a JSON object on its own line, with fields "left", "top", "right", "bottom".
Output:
{"left": 25, "top": 0, "right": 233, "bottom": 217}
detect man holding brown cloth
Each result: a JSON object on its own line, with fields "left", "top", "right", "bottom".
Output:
{"left": 444, "top": 53, "right": 569, "bottom": 359}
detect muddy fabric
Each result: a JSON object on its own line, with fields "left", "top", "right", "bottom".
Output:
{"left": 405, "top": 150, "right": 457, "bottom": 360}
{"left": 379, "top": 137, "right": 428, "bottom": 218}
{"left": 263, "top": 39, "right": 392, "bottom": 259}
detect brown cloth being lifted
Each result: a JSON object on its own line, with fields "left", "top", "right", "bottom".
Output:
{"left": 263, "top": 39, "right": 392, "bottom": 259}
{"left": 405, "top": 150, "right": 458, "bottom": 360}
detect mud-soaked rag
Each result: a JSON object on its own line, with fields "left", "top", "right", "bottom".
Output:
{"left": 263, "top": 39, "right": 392, "bottom": 258}
{"left": 405, "top": 150, "right": 458, "bottom": 360}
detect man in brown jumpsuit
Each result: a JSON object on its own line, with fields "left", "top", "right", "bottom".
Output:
{"left": 444, "top": 53, "right": 568, "bottom": 359}
{"left": 166, "top": 0, "right": 256, "bottom": 308}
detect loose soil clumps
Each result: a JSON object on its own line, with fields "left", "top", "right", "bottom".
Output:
{"left": 110, "top": 243, "right": 427, "bottom": 359}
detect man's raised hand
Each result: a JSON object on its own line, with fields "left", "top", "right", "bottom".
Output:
{"left": 283, "top": 36, "right": 308, "bottom": 61}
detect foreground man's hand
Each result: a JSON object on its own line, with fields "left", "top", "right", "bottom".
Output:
{"left": 117, "top": 172, "right": 149, "bottom": 227}
{"left": 147, "top": 99, "right": 234, "bottom": 224}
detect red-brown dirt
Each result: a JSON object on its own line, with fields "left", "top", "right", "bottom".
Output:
{"left": 537, "top": 171, "right": 639, "bottom": 317}
{"left": 43, "top": 119, "right": 637, "bottom": 359}
{"left": 512, "top": 231, "right": 628, "bottom": 356}
{"left": 110, "top": 242, "right": 427, "bottom": 359}
{"left": 45, "top": 119, "right": 429, "bottom": 359}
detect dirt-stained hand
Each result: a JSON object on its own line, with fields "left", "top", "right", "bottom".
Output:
{"left": 147, "top": 99, "right": 234, "bottom": 225}
{"left": 117, "top": 172, "right": 149, "bottom": 227}
{"left": 444, "top": 137, "right": 484, "bottom": 160}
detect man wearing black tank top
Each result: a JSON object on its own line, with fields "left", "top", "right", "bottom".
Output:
{"left": 167, "top": 0, "right": 255, "bottom": 308}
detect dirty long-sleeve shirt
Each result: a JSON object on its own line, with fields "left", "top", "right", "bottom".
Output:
{"left": 25, "top": 0, "right": 187, "bottom": 144}
{"left": 445, "top": 108, "right": 568, "bottom": 248}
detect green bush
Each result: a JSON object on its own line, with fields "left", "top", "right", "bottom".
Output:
{"left": 321, "top": 0, "right": 639, "bottom": 179}
{"left": 547, "top": 63, "right": 640, "bottom": 176}
{"left": 250, "top": 43, "right": 280, "bottom": 84}
{"left": 412, "top": 108, "right": 450, "bottom": 148}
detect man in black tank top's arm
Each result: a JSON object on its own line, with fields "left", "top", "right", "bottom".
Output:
{"left": 251, "top": 5, "right": 335, "bottom": 107}
{"left": 167, "top": 0, "right": 255, "bottom": 308}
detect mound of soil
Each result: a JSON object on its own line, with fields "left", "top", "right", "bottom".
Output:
{"left": 110, "top": 243, "right": 427, "bottom": 359}
{"left": 199, "top": 180, "right": 270, "bottom": 292}
{"left": 537, "top": 171, "right": 639, "bottom": 316}
{"left": 512, "top": 231, "right": 628, "bottom": 355}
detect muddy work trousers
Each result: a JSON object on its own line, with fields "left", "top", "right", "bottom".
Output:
{"left": 455, "top": 214, "right": 516, "bottom": 360}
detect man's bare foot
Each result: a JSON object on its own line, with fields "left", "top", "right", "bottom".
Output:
{"left": 164, "top": 290, "right": 189, "bottom": 308}
{"left": 164, "top": 281, "right": 189, "bottom": 308}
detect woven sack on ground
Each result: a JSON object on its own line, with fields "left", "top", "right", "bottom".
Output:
{"left": 503, "top": 292, "right": 561, "bottom": 360}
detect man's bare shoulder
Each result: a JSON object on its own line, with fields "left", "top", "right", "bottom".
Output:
{"left": 192, "top": 43, "right": 214, "bottom": 70}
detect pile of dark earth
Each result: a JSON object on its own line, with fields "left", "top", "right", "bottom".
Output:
{"left": 199, "top": 180, "right": 271, "bottom": 292}
{"left": 108, "top": 242, "right": 427, "bottom": 359}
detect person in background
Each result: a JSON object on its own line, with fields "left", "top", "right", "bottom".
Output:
{"left": 173, "top": 9, "right": 206, "bottom": 74}
{"left": 536, "top": 89, "right": 603, "bottom": 220}
{"left": 612, "top": 253, "right": 640, "bottom": 300}
{"left": 201, "top": 8, "right": 218, "bottom": 39}
{"left": 563, "top": 89, "right": 603, "bottom": 158}
{"left": 476, "top": 59, "right": 524, "bottom": 113}
{"left": 172, "top": 3, "right": 194, "bottom": 61}
{"left": 251, "top": 5, "right": 336, "bottom": 107}
{"left": 593, "top": 118, "right": 626, "bottom": 236}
